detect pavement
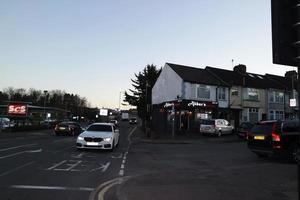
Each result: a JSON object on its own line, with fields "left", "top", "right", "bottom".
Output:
{"left": 109, "top": 127, "right": 298, "bottom": 200}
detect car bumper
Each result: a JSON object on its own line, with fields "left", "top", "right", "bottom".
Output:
{"left": 76, "top": 140, "right": 113, "bottom": 150}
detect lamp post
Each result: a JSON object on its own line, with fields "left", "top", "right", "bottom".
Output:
{"left": 43, "top": 90, "right": 48, "bottom": 120}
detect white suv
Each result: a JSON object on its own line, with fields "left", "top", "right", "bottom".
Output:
{"left": 200, "top": 119, "right": 234, "bottom": 137}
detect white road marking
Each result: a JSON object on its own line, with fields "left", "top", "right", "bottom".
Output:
{"left": 90, "top": 162, "right": 111, "bottom": 172}
{"left": 122, "top": 160, "right": 126, "bottom": 164}
{"left": 54, "top": 160, "right": 82, "bottom": 171}
{"left": 27, "top": 149, "right": 42, "bottom": 153}
{"left": 10, "top": 185, "right": 94, "bottom": 192}
{"left": 0, "top": 161, "right": 35, "bottom": 177}
{"left": 53, "top": 138, "right": 75, "bottom": 143}
{"left": 120, "top": 164, "right": 124, "bottom": 169}
{"left": 0, "top": 151, "right": 27, "bottom": 159}
{"left": 111, "top": 153, "right": 123, "bottom": 159}
{"left": 118, "top": 169, "right": 124, "bottom": 176}
{"left": 71, "top": 152, "right": 85, "bottom": 159}
{"left": 46, "top": 160, "right": 67, "bottom": 170}
{"left": 0, "top": 143, "right": 37, "bottom": 152}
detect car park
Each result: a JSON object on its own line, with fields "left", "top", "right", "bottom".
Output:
{"left": 54, "top": 121, "right": 83, "bottom": 136}
{"left": 76, "top": 123, "right": 119, "bottom": 150}
{"left": 129, "top": 117, "right": 137, "bottom": 124}
{"left": 237, "top": 122, "right": 254, "bottom": 140}
{"left": 200, "top": 119, "right": 234, "bottom": 137}
{"left": 247, "top": 120, "right": 300, "bottom": 162}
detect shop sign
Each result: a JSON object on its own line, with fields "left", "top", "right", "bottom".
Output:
{"left": 188, "top": 101, "right": 207, "bottom": 107}
{"left": 164, "top": 102, "right": 174, "bottom": 108}
{"left": 8, "top": 104, "right": 27, "bottom": 115}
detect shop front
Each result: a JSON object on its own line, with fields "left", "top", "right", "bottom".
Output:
{"left": 151, "top": 99, "right": 218, "bottom": 135}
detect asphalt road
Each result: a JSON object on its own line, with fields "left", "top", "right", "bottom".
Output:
{"left": 0, "top": 122, "right": 135, "bottom": 200}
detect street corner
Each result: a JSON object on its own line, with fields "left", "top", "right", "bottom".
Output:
{"left": 89, "top": 176, "right": 132, "bottom": 200}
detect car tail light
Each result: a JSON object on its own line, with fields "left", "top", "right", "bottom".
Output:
{"left": 271, "top": 123, "right": 281, "bottom": 142}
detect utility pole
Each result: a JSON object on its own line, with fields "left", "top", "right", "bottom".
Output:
{"left": 43, "top": 90, "right": 48, "bottom": 120}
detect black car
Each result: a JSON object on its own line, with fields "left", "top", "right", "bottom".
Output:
{"left": 54, "top": 121, "right": 83, "bottom": 136}
{"left": 237, "top": 122, "right": 254, "bottom": 140}
{"left": 247, "top": 120, "right": 300, "bottom": 162}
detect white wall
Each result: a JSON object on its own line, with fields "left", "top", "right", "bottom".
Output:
{"left": 152, "top": 64, "right": 183, "bottom": 105}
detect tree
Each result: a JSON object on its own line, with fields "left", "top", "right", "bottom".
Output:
{"left": 124, "top": 64, "right": 161, "bottom": 128}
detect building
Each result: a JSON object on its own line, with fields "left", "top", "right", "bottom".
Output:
{"left": 151, "top": 63, "right": 298, "bottom": 136}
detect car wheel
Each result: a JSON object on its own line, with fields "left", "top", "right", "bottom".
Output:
{"left": 218, "top": 131, "right": 222, "bottom": 137}
{"left": 289, "top": 143, "right": 300, "bottom": 163}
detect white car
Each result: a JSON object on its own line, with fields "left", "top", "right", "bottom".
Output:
{"left": 76, "top": 123, "right": 119, "bottom": 150}
{"left": 200, "top": 119, "right": 234, "bottom": 137}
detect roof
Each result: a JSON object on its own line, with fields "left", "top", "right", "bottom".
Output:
{"left": 206, "top": 66, "right": 286, "bottom": 90}
{"left": 166, "top": 63, "right": 228, "bottom": 86}
{"left": 265, "top": 74, "right": 296, "bottom": 90}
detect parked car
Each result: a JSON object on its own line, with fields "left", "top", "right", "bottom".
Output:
{"left": 200, "top": 119, "right": 234, "bottom": 137}
{"left": 76, "top": 123, "right": 119, "bottom": 150}
{"left": 54, "top": 121, "right": 83, "bottom": 136}
{"left": 0, "top": 118, "right": 15, "bottom": 130}
{"left": 237, "top": 122, "right": 254, "bottom": 140}
{"left": 247, "top": 120, "right": 300, "bottom": 162}
{"left": 129, "top": 117, "right": 137, "bottom": 124}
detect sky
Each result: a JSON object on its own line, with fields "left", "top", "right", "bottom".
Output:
{"left": 0, "top": 0, "right": 295, "bottom": 109}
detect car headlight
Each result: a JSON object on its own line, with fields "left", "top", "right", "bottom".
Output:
{"left": 104, "top": 137, "right": 112, "bottom": 142}
{"left": 77, "top": 136, "right": 84, "bottom": 140}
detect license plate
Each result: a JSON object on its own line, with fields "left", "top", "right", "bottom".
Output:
{"left": 59, "top": 127, "right": 65, "bottom": 130}
{"left": 254, "top": 135, "right": 265, "bottom": 140}
{"left": 87, "top": 142, "right": 99, "bottom": 146}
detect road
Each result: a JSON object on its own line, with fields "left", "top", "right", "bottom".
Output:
{"left": 0, "top": 122, "right": 135, "bottom": 200}
{"left": 0, "top": 124, "right": 298, "bottom": 200}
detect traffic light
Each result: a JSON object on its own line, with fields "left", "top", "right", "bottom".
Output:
{"left": 271, "top": 0, "right": 300, "bottom": 67}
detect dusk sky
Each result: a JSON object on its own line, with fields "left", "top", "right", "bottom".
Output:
{"left": 0, "top": 0, "right": 295, "bottom": 108}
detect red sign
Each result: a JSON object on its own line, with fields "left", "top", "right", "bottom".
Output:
{"left": 8, "top": 104, "right": 27, "bottom": 115}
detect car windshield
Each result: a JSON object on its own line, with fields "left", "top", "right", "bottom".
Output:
{"left": 87, "top": 125, "right": 112, "bottom": 132}
{"left": 202, "top": 120, "right": 215, "bottom": 125}
{"left": 251, "top": 123, "right": 273, "bottom": 135}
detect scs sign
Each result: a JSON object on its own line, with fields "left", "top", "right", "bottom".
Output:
{"left": 8, "top": 104, "right": 27, "bottom": 115}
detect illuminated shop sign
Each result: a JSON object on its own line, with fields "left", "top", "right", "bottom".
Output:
{"left": 8, "top": 104, "right": 27, "bottom": 115}
{"left": 188, "top": 101, "right": 207, "bottom": 107}
{"left": 164, "top": 102, "right": 174, "bottom": 108}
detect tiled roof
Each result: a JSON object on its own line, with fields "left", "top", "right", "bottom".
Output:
{"left": 265, "top": 74, "right": 296, "bottom": 90}
{"left": 166, "top": 63, "right": 229, "bottom": 86}
{"left": 206, "top": 66, "right": 286, "bottom": 90}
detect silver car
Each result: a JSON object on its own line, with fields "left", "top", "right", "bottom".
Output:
{"left": 76, "top": 123, "right": 119, "bottom": 150}
{"left": 200, "top": 119, "right": 234, "bottom": 137}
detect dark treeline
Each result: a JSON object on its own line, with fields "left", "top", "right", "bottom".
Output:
{"left": 0, "top": 87, "right": 91, "bottom": 116}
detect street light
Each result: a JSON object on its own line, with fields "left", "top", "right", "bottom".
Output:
{"left": 43, "top": 90, "right": 48, "bottom": 119}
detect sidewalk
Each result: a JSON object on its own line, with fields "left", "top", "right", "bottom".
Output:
{"left": 0, "top": 128, "right": 52, "bottom": 139}
{"left": 131, "top": 126, "right": 242, "bottom": 144}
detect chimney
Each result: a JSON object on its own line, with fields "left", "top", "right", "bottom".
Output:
{"left": 233, "top": 64, "right": 247, "bottom": 74}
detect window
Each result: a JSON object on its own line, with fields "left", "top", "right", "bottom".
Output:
{"left": 195, "top": 84, "right": 210, "bottom": 99}
{"left": 231, "top": 88, "right": 238, "bottom": 96}
{"left": 218, "top": 87, "right": 226, "bottom": 100}
{"left": 244, "top": 88, "right": 259, "bottom": 101}
{"left": 269, "top": 110, "right": 284, "bottom": 120}
{"left": 269, "top": 91, "right": 284, "bottom": 103}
